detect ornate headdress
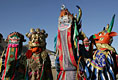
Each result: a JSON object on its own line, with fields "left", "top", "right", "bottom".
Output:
{"left": 58, "top": 5, "right": 82, "bottom": 31}
{"left": 6, "top": 32, "right": 26, "bottom": 44}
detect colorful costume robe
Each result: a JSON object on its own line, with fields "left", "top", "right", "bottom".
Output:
{"left": 26, "top": 28, "right": 53, "bottom": 80}
{"left": 55, "top": 5, "right": 87, "bottom": 80}
{"left": 84, "top": 15, "right": 117, "bottom": 80}
{"left": 57, "top": 26, "right": 78, "bottom": 80}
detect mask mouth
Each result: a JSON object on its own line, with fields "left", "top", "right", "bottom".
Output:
{"left": 34, "top": 42, "right": 39, "bottom": 44}
{"left": 58, "top": 15, "right": 72, "bottom": 31}
{"left": 9, "top": 37, "right": 20, "bottom": 44}
{"left": 60, "top": 23, "right": 70, "bottom": 28}
{"left": 30, "top": 43, "right": 40, "bottom": 47}
{"left": 10, "top": 39, "right": 20, "bottom": 43}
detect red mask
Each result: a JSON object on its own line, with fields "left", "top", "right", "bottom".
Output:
{"left": 93, "top": 15, "right": 117, "bottom": 44}
{"left": 93, "top": 30, "right": 117, "bottom": 44}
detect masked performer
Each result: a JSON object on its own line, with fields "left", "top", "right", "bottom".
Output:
{"left": 26, "top": 28, "right": 53, "bottom": 80}
{"left": 55, "top": 5, "right": 89, "bottom": 80}
{"left": 85, "top": 15, "right": 117, "bottom": 80}
{"left": 1, "top": 32, "right": 26, "bottom": 80}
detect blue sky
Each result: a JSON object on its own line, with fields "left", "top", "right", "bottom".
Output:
{"left": 0, "top": 0, "right": 118, "bottom": 51}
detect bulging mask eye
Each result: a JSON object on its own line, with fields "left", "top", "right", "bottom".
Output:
{"left": 36, "top": 34, "right": 39, "bottom": 38}
{"left": 32, "top": 34, "right": 36, "bottom": 38}
{"left": 39, "top": 37, "right": 43, "bottom": 41}
{"left": 100, "top": 37, "right": 104, "bottom": 41}
{"left": 99, "top": 33, "right": 102, "bottom": 36}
